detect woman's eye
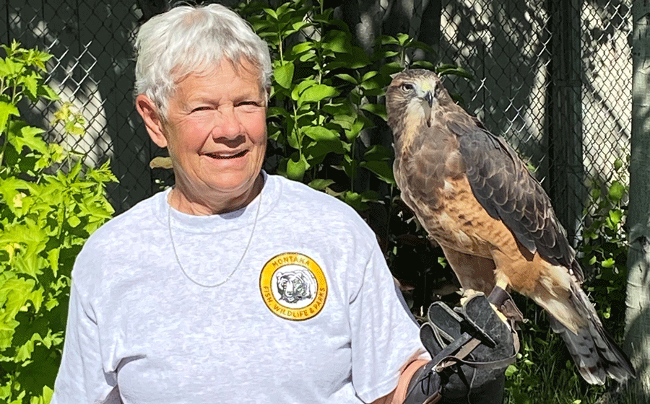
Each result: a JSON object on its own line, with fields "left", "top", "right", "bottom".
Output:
{"left": 238, "top": 101, "right": 261, "bottom": 107}
{"left": 191, "top": 106, "right": 211, "bottom": 113}
{"left": 401, "top": 83, "right": 415, "bottom": 91}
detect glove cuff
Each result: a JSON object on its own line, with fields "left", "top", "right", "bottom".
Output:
{"left": 403, "top": 361, "right": 443, "bottom": 404}
{"left": 394, "top": 359, "right": 430, "bottom": 402}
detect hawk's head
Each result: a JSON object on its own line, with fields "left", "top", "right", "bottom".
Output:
{"left": 385, "top": 69, "right": 452, "bottom": 140}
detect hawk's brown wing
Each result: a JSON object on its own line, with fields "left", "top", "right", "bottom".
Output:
{"left": 448, "top": 115, "right": 584, "bottom": 282}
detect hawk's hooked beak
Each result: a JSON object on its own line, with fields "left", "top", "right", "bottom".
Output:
{"left": 424, "top": 91, "right": 434, "bottom": 108}
{"left": 423, "top": 91, "right": 434, "bottom": 127}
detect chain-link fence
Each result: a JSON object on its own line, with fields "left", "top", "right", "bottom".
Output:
{"left": 3, "top": 0, "right": 633, "bottom": 241}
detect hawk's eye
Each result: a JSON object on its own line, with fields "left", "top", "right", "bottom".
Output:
{"left": 401, "top": 83, "right": 415, "bottom": 91}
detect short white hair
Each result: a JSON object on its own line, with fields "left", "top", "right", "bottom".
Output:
{"left": 134, "top": 4, "right": 272, "bottom": 117}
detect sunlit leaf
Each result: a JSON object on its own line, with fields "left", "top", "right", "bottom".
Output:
{"left": 297, "top": 84, "right": 338, "bottom": 106}
{"left": 302, "top": 126, "right": 339, "bottom": 141}
{"left": 309, "top": 179, "right": 335, "bottom": 190}
{"left": 608, "top": 181, "right": 626, "bottom": 202}
{"left": 274, "top": 62, "right": 294, "bottom": 89}
{"left": 0, "top": 100, "right": 19, "bottom": 133}
{"left": 286, "top": 154, "right": 308, "bottom": 181}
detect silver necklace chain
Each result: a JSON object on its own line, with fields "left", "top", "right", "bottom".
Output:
{"left": 167, "top": 190, "right": 263, "bottom": 288}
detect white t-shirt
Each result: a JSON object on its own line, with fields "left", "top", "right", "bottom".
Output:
{"left": 52, "top": 173, "right": 423, "bottom": 403}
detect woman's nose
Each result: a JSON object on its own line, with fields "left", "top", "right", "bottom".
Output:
{"left": 212, "top": 106, "right": 243, "bottom": 139}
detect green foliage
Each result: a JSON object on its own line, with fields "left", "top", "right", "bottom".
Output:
{"left": 503, "top": 303, "right": 607, "bottom": 403}
{"left": 579, "top": 163, "right": 629, "bottom": 328}
{"left": 242, "top": 0, "right": 390, "bottom": 204}
{"left": 0, "top": 41, "right": 116, "bottom": 404}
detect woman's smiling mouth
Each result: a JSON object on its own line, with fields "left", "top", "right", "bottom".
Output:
{"left": 204, "top": 150, "right": 249, "bottom": 159}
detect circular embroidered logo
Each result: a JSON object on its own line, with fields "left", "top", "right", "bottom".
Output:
{"left": 260, "top": 252, "right": 327, "bottom": 321}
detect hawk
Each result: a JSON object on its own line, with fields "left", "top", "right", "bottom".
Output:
{"left": 385, "top": 69, "right": 635, "bottom": 384}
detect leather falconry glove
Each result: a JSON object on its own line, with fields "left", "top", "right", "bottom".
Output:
{"left": 403, "top": 292, "right": 519, "bottom": 404}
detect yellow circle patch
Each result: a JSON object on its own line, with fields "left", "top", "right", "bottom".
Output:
{"left": 260, "top": 252, "right": 327, "bottom": 321}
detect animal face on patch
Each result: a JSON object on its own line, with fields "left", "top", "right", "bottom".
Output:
{"left": 276, "top": 269, "right": 316, "bottom": 304}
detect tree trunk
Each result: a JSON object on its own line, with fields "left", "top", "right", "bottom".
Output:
{"left": 624, "top": 0, "right": 650, "bottom": 400}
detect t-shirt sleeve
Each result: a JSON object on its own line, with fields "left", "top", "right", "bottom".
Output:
{"left": 348, "top": 242, "right": 424, "bottom": 403}
{"left": 51, "top": 279, "right": 118, "bottom": 403}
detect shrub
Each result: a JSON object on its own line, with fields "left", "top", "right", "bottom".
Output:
{"left": 0, "top": 41, "right": 116, "bottom": 404}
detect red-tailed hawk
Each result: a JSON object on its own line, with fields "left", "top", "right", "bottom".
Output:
{"left": 385, "top": 69, "right": 635, "bottom": 384}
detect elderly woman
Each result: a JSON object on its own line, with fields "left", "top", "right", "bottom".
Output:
{"left": 51, "top": 4, "right": 512, "bottom": 404}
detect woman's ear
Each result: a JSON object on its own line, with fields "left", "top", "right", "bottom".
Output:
{"left": 136, "top": 94, "right": 168, "bottom": 148}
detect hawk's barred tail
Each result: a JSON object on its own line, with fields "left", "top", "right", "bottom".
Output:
{"left": 549, "top": 286, "right": 635, "bottom": 385}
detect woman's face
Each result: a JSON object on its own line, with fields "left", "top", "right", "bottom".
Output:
{"left": 150, "top": 59, "right": 267, "bottom": 214}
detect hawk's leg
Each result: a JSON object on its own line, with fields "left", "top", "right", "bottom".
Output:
{"left": 439, "top": 247, "right": 496, "bottom": 295}
{"left": 441, "top": 247, "right": 521, "bottom": 327}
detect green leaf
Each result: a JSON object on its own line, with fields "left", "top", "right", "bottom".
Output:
{"left": 344, "top": 119, "right": 367, "bottom": 141}
{"left": 274, "top": 62, "right": 294, "bottom": 89}
{"left": 364, "top": 145, "right": 394, "bottom": 161}
{"left": 360, "top": 103, "right": 387, "bottom": 120}
{"left": 10, "top": 124, "right": 48, "bottom": 154}
{"left": 289, "top": 41, "right": 314, "bottom": 56}
{"left": 309, "top": 179, "right": 335, "bottom": 191}
{"left": 2, "top": 57, "right": 22, "bottom": 77}
{"left": 335, "top": 73, "right": 358, "bottom": 84}
{"left": 291, "top": 79, "right": 317, "bottom": 101}
{"left": 608, "top": 209, "right": 622, "bottom": 226}
{"left": 379, "top": 35, "right": 400, "bottom": 45}
{"left": 287, "top": 128, "right": 300, "bottom": 149}
{"left": 410, "top": 60, "right": 435, "bottom": 70}
{"left": 436, "top": 64, "right": 474, "bottom": 80}
{"left": 342, "top": 190, "right": 366, "bottom": 211}
{"left": 360, "top": 160, "right": 395, "bottom": 185}
{"left": 263, "top": 8, "right": 278, "bottom": 20}
{"left": 267, "top": 106, "right": 289, "bottom": 119}
{"left": 19, "top": 71, "right": 40, "bottom": 101}
{"left": 405, "top": 39, "right": 434, "bottom": 53}
{"left": 361, "top": 71, "right": 379, "bottom": 82}
{"left": 0, "top": 100, "right": 20, "bottom": 133}
{"left": 601, "top": 258, "right": 615, "bottom": 268}
{"left": 286, "top": 154, "right": 308, "bottom": 181}
{"left": 0, "top": 277, "right": 36, "bottom": 316}
{"left": 302, "top": 126, "right": 340, "bottom": 141}
{"left": 322, "top": 30, "right": 353, "bottom": 54}
{"left": 378, "top": 50, "right": 400, "bottom": 58}
{"left": 325, "top": 52, "right": 370, "bottom": 69}
{"left": 379, "top": 62, "right": 405, "bottom": 77}
{"left": 608, "top": 181, "right": 626, "bottom": 202}
{"left": 297, "top": 84, "right": 338, "bottom": 106}
{"left": 48, "top": 249, "right": 60, "bottom": 277}
{"left": 505, "top": 365, "right": 518, "bottom": 377}
{"left": 613, "top": 158, "right": 623, "bottom": 171}
{"left": 304, "top": 138, "right": 347, "bottom": 162}
{"left": 0, "top": 177, "right": 36, "bottom": 213}
{"left": 396, "top": 33, "right": 411, "bottom": 46}
{"left": 39, "top": 83, "right": 59, "bottom": 101}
